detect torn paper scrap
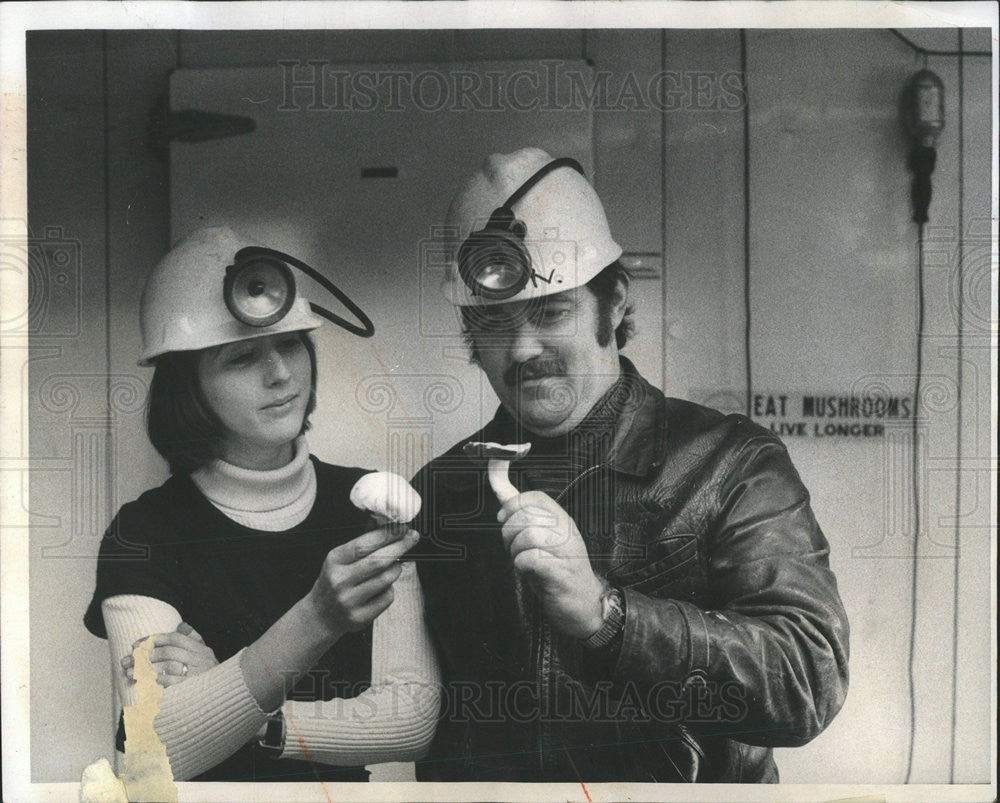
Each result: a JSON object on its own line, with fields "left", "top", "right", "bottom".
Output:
{"left": 120, "top": 636, "right": 178, "bottom": 802}
{"left": 79, "top": 757, "right": 127, "bottom": 803}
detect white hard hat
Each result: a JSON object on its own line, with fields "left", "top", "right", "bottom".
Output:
{"left": 442, "top": 147, "right": 622, "bottom": 306}
{"left": 138, "top": 226, "right": 323, "bottom": 365}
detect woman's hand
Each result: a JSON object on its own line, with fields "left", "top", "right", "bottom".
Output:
{"left": 238, "top": 527, "right": 419, "bottom": 714}
{"left": 306, "top": 526, "right": 420, "bottom": 641}
{"left": 121, "top": 622, "right": 219, "bottom": 687}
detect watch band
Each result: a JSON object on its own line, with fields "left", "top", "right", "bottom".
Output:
{"left": 583, "top": 584, "right": 626, "bottom": 649}
{"left": 257, "top": 710, "right": 285, "bottom": 757}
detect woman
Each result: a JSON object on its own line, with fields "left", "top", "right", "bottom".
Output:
{"left": 84, "top": 227, "right": 439, "bottom": 782}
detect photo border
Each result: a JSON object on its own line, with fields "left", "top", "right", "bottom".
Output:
{"left": 2, "top": 2, "right": 996, "bottom": 801}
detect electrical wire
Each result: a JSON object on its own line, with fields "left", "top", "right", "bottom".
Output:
{"left": 948, "top": 27, "right": 965, "bottom": 784}
{"left": 903, "top": 221, "right": 925, "bottom": 785}
{"left": 889, "top": 28, "right": 991, "bottom": 58}
{"left": 740, "top": 30, "right": 752, "bottom": 415}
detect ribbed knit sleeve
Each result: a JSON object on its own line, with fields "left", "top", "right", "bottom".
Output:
{"left": 279, "top": 562, "right": 441, "bottom": 765}
{"left": 102, "top": 566, "right": 441, "bottom": 776}
{"left": 102, "top": 595, "right": 269, "bottom": 781}
{"left": 103, "top": 595, "right": 182, "bottom": 710}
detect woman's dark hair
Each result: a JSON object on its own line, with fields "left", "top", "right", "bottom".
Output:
{"left": 146, "top": 332, "right": 318, "bottom": 476}
{"left": 460, "top": 259, "right": 635, "bottom": 362}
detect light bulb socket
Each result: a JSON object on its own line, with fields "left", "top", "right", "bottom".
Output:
{"left": 903, "top": 69, "right": 945, "bottom": 147}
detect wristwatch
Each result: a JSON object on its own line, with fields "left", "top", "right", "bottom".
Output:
{"left": 257, "top": 710, "right": 286, "bottom": 757}
{"left": 583, "top": 584, "right": 626, "bottom": 649}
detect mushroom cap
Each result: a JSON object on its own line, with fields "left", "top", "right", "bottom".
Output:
{"left": 462, "top": 441, "right": 532, "bottom": 460}
{"left": 349, "top": 471, "right": 422, "bottom": 524}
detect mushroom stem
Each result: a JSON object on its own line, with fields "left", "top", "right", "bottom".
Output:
{"left": 487, "top": 459, "right": 519, "bottom": 504}
{"left": 463, "top": 441, "right": 532, "bottom": 505}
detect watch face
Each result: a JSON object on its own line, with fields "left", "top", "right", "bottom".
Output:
{"left": 604, "top": 586, "right": 625, "bottom": 621}
{"left": 584, "top": 587, "right": 626, "bottom": 648}
{"left": 260, "top": 712, "right": 285, "bottom": 752}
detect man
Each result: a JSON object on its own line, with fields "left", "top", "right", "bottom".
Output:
{"left": 411, "top": 148, "right": 848, "bottom": 783}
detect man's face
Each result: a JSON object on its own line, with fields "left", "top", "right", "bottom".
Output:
{"left": 465, "top": 286, "right": 624, "bottom": 437}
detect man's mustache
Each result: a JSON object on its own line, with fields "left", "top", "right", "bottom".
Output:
{"left": 503, "top": 358, "right": 568, "bottom": 387}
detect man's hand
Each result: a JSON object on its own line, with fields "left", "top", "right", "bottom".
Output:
{"left": 498, "top": 491, "right": 605, "bottom": 639}
{"left": 122, "top": 622, "right": 219, "bottom": 687}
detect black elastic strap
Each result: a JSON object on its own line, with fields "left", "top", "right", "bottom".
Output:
{"left": 234, "top": 247, "right": 375, "bottom": 338}
{"left": 502, "top": 157, "right": 585, "bottom": 211}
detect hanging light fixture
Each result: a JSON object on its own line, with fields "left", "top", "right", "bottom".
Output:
{"left": 903, "top": 69, "right": 945, "bottom": 223}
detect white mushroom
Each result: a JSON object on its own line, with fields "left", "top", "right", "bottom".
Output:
{"left": 349, "top": 471, "right": 422, "bottom": 525}
{"left": 463, "top": 441, "right": 532, "bottom": 504}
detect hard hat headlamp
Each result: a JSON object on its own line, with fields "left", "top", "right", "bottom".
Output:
{"left": 224, "top": 246, "right": 375, "bottom": 338}
{"left": 457, "top": 157, "right": 584, "bottom": 301}
{"left": 224, "top": 256, "right": 295, "bottom": 327}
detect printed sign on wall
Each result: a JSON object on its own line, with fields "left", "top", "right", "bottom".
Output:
{"left": 690, "top": 390, "right": 915, "bottom": 439}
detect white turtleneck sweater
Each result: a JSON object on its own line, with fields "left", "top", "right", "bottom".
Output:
{"left": 101, "top": 438, "right": 440, "bottom": 780}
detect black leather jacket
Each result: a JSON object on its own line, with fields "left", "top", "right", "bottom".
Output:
{"left": 412, "top": 358, "right": 849, "bottom": 782}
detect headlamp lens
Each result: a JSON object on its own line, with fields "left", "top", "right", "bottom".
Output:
{"left": 458, "top": 227, "right": 531, "bottom": 301}
{"left": 480, "top": 264, "right": 521, "bottom": 293}
{"left": 471, "top": 251, "right": 525, "bottom": 297}
{"left": 224, "top": 257, "right": 296, "bottom": 327}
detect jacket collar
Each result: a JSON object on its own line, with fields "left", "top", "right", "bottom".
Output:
{"left": 603, "top": 356, "right": 666, "bottom": 477}
{"left": 481, "top": 356, "right": 666, "bottom": 479}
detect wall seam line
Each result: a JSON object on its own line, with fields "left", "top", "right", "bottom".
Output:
{"left": 660, "top": 27, "right": 667, "bottom": 393}
{"left": 740, "top": 30, "right": 752, "bottom": 415}
{"left": 101, "top": 29, "right": 115, "bottom": 761}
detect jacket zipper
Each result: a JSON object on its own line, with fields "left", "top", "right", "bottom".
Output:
{"left": 534, "top": 463, "right": 606, "bottom": 775}
{"left": 554, "top": 464, "right": 604, "bottom": 507}
{"left": 552, "top": 465, "right": 707, "bottom": 782}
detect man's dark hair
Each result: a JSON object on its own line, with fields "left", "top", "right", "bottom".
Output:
{"left": 146, "top": 332, "right": 317, "bottom": 476}
{"left": 586, "top": 260, "right": 635, "bottom": 349}
{"left": 460, "top": 260, "right": 634, "bottom": 362}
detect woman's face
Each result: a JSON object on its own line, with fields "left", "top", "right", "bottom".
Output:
{"left": 197, "top": 332, "right": 312, "bottom": 470}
